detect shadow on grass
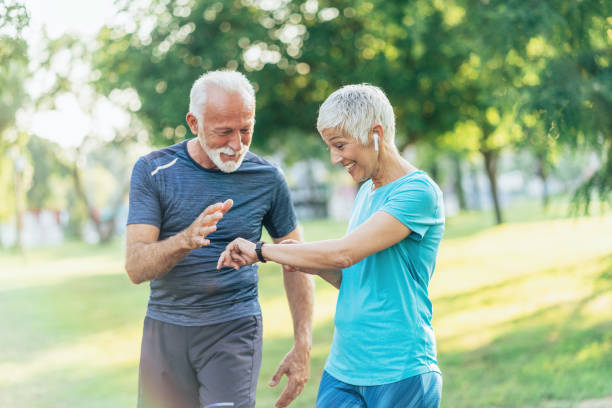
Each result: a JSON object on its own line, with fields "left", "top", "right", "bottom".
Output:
{"left": 439, "top": 256, "right": 612, "bottom": 408}
{"left": 1, "top": 272, "right": 148, "bottom": 362}
{"left": 442, "top": 195, "right": 598, "bottom": 241}
{"left": 256, "top": 255, "right": 612, "bottom": 408}
{"left": 0, "top": 359, "right": 137, "bottom": 408}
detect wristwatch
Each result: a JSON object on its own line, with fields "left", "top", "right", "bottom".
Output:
{"left": 255, "top": 241, "right": 266, "bottom": 263}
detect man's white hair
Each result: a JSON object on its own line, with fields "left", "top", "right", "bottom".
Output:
{"left": 189, "top": 70, "right": 256, "bottom": 124}
{"left": 316, "top": 84, "right": 396, "bottom": 146}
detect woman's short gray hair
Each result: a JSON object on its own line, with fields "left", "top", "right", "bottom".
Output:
{"left": 189, "top": 70, "right": 255, "bottom": 124}
{"left": 317, "top": 84, "right": 396, "bottom": 146}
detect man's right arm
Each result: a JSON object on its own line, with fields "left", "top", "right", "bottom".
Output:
{"left": 125, "top": 224, "right": 192, "bottom": 284}
{"left": 125, "top": 200, "right": 233, "bottom": 284}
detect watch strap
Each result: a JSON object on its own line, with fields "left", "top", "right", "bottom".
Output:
{"left": 255, "top": 241, "right": 266, "bottom": 263}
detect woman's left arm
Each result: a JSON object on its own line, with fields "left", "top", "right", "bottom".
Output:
{"left": 217, "top": 211, "right": 412, "bottom": 271}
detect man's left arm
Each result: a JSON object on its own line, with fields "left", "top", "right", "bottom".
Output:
{"left": 269, "top": 226, "right": 315, "bottom": 408}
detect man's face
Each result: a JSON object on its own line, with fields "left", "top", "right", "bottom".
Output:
{"left": 198, "top": 86, "right": 254, "bottom": 173}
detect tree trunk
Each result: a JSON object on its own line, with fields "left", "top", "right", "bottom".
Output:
{"left": 469, "top": 162, "right": 482, "bottom": 210}
{"left": 452, "top": 155, "right": 467, "bottom": 211}
{"left": 101, "top": 178, "right": 130, "bottom": 243}
{"left": 536, "top": 154, "right": 549, "bottom": 209}
{"left": 13, "top": 161, "right": 24, "bottom": 252}
{"left": 482, "top": 149, "right": 503, "bottom": 224}
{"left": 72, "top": 162, "right": 101, "bottom": 240}
{"left": 72, "top": 161, "right": 129, "bottom": 244}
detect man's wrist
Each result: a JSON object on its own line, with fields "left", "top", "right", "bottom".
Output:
{"left": 293, "top": 334, "right": 312, "bottom": 353}
{"left": 176, "top": 230, "right": 194, "bottom": 250}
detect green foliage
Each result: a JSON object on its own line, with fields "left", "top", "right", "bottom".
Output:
{"left": 93, "top": 0, "right": 271, "bottom": 148}
{"left": 92, "top": 0, "right": 468, "bottom": 156}
{"left": 0, "top": 0, "right": 29, "bottom": 226}
{"left": 520, "top": 0, "right": 612, "bottom": 209}
{"left": 0, "top": 0, "right": 28, "bottom": 135}
{"left": 92, "top": 0, "right": 612, "bottom": 205}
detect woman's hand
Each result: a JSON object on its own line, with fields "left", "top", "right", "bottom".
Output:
{"left": 217, "top": 237, "right": 258, "bottom": 270}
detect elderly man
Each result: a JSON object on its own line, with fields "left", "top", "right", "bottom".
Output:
{"left": 125, "top": 70, "right": 314, "bottom": 408}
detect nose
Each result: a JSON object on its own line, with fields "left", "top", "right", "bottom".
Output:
{"left": 227, "top": 131, "right": 242, "bottom": 152}
{"left": 330, "top": 149, "right": 342, "bottom": 165}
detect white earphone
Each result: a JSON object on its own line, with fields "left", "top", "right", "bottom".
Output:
{"left": 373, "top": 133, "right": 379, "bottom": 152}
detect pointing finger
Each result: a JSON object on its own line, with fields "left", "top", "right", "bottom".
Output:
{"left": 202, "top": 202, "right": 224, "bottom": 216}
{"left": 221, "top": 199, "right": 233, "bottom": 213}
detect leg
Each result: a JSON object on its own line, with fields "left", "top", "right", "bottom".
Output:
{"left": 138, "top": 317, "right": 200, "bottom": 408}
{"left": 363, "top": 371, "right": 442, "bottom": 408}
{"left": 316, "top": 371, "right": 366, "bottom": 408}
{"left": 189, "top": 315, "right": 263, "bottom": 408}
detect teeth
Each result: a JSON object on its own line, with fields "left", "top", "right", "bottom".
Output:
{"left": 344, "top": 163, "right": 355, "bottom": 170}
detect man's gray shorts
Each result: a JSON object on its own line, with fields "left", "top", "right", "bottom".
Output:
{"left": 138, "top": 315, "right": 263, "bottom": 408}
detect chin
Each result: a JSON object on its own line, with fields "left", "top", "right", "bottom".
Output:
{"left": 217, "top": 162, "right": 240, "bottom": 173}
{"left": 349, "top": 168, "right": 368, "bottom": 183}
{"left": 216, "top": 156, "right": 246, "bottom": 173}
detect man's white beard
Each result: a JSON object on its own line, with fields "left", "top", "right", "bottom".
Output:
{"left": 198, "top": 132, "right": 249, "bottom": 173}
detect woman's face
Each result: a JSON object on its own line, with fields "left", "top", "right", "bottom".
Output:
{"left": 320, "top": 127, "right": 376, "bottom": 182}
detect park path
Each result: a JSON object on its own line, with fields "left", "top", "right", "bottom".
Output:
{"left": 577, "top": 397, "right": 612, "bottom": 408}
{"left": 542, "top": 396, "right": 612, "bottom": 408}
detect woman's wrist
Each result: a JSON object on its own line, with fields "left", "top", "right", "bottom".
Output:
{"left": 255, "top": 241, "right": 267, "bottom": 263}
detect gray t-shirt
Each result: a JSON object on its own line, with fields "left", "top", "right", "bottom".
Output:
{"left": 127, "top": 140, "right": 297, "bottom": 326}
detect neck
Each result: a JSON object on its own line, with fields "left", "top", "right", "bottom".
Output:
{"left": 187, "top": 138, "right": 216, "bottom": 169}
{"left": 370, "top": 145, "right": 416, "bottom": 189}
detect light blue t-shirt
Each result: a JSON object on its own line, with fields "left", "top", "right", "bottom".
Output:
{"left": 324, "top": 170, "right": 445, "bottom": 386}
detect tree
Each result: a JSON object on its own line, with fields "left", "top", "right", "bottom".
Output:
{"left": 0, "top": 0, "right": 28, "bottom": 137}
{"left": 0, "top": 0, "right": 29, "bottom": 248}
{"left": 524, "top": 0, "right": 612, "bottom": 212}
{"left": 92, "top": 0, "right": 468, "bottom": 156}
{"left": 93, "top": 0, "right": 271, "bottom": 148}
{"left": 29, "top": 33, "right": 143, "bottom": 243}
{"left": 93, "top": 0, "right": 611, "bottom": 224}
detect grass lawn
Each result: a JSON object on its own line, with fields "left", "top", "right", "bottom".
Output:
{"left": 1, "top": 203, "right": 611, "bottom": 407}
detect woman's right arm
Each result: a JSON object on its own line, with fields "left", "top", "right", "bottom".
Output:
{"left": 217, "top": 210, "right": 412, "bottom": 281}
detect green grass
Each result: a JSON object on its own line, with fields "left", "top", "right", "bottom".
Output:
{"left": 1, "top": 202, "right": 611, "bottom": 407}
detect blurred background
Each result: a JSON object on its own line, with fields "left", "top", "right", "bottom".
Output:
{"left": 1, "top": 0, "right": 611, "bottom": 407}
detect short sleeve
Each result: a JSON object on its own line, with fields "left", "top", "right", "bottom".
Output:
{"left": 380, "top": 178, "right": 440, "bottom": 241}
{"left": 262, "top": 168, "right": 298, "bottom": 239}
{"left": 127, "top": 157, "right": 162, "bottom": 227}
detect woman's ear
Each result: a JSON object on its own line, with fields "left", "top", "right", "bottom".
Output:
{"left": 370, "top": 124, "right": 384, "bottom": 149}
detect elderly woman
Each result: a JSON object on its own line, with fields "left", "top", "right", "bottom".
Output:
{"left": 218, "top": 84, "right": 444, "bottom": 408}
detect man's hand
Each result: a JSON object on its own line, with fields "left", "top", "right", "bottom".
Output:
{"left": 181, "top": 199, "right": 233, "bottom": 249}
{"left": 269, "top": 345, "right": 310, "bottom": 408}
{"left": 216, "top": 237, "right": 258, "bottom": 269}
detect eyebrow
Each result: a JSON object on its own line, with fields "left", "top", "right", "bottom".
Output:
{"left": 328, "top": 135, "right": 343, "bottom": 142}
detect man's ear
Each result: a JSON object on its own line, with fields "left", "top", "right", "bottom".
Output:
{"left": 186, "top": 113, "right": 199, "bottom": 135}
